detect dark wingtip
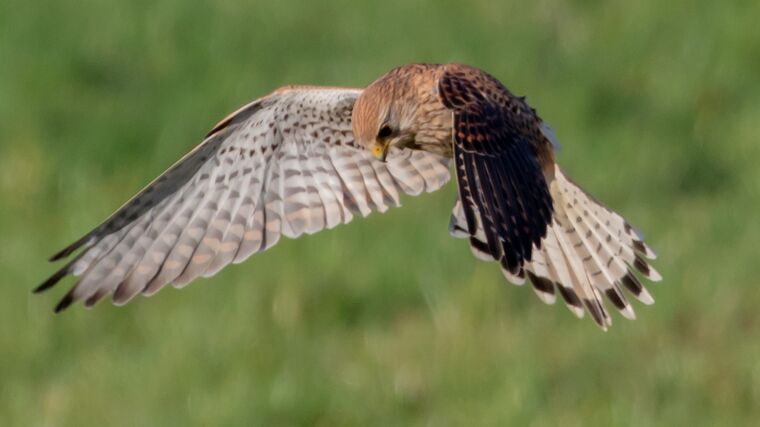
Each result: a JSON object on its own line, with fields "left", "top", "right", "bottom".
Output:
{"left": 49, "top": 251, "right": 67, "bottom": 262}
{"left": 33, "top": 268, "right": 69, "bottom": 294}
{"left": 49, "top": 236, "right": 89, "bottom": 262}
{"left": 54, "top": 292, "right": 75, "bottom": 314}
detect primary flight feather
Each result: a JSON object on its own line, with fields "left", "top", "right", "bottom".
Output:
{"left": 37, "top": 63, "right": 660, "bottom": 329}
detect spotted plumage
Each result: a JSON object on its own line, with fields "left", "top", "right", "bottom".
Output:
{"left": 38, "top": 63, "right": 660, "bottom": 330}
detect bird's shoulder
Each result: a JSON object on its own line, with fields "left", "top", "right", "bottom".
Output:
{"left": 438, "top": 64, "right": 533, "bottom": 119}
{"left": 206, "top": 85, "right": 362, "bottom": 139}
{"left": 438, "top": 64, "right": 555, "bottom": 172}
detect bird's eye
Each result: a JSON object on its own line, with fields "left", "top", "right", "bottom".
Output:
{"left": 377, "top": 125, "right": 393, "bottom": 139}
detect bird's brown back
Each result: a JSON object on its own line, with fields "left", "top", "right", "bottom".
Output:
{"left": 438, "top": 63, "right": 556, "bottom": 179}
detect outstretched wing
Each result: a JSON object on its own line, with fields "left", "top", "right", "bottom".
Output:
{"left": 438, "top": 65, "right": 555, "bottom": 280}
{"left": 37, "top": 87, "right": 450, "bottom": 312}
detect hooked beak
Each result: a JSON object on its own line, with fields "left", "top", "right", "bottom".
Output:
{"left": 371, "top": 134, "right": 414, "bottom": 163}
{"left": 371, "top": 140, "right": 390, "bottom": 162}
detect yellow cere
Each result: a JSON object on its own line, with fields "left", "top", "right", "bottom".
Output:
{"left": 371, "top": 145, "right": 384, "bottom": 158}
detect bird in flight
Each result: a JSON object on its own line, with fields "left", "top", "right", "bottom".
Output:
{"left": 36, "top": 63, "right": 660, "bottom": 329}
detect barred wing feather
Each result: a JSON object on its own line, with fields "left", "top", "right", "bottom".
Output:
{"left": 37, "top": 87, "right": 450, "bottom": 311}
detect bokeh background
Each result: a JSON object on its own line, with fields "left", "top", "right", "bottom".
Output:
{"left": 2, "top": 0, "right": 759, "bottom": 425}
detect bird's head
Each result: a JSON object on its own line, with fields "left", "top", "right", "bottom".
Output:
{"left": 352, "top": 72, "right": 419, "bottom": 162}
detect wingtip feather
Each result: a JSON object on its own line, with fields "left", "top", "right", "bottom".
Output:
{"left": 49, "top": 236, "right": 91, "bottom": 262}
{"left": 54, "top": 292, "right": 75, "bottom": 313}
{"left": 34, "top": 268, "right": 69, "bottom": 294}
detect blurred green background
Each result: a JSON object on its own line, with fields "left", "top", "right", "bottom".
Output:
{"left": 2, "top": 0, "right": 759, "bottom": 425}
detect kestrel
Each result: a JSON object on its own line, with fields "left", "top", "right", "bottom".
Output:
{"left": 37, "top": 63, "right": 660, "bottom": 329}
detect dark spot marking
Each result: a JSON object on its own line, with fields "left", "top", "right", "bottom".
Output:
{"left": 557, "top": 285, "right": 582, "bottom": 308}
{"left": 605, "top": 288, "right": 627, "bottom": 311}
{"left": 633, "top": 254, "right": 650, "bottom": 276}
{"left": 527, "top": 271, "right": 555, "bottom": 297}
{"left": 621, "top": 272, "right": 643, "bottom": 296}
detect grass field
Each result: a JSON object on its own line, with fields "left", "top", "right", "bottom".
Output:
{"left": 2, "top": 0, "right": 759, "bottom": 425}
